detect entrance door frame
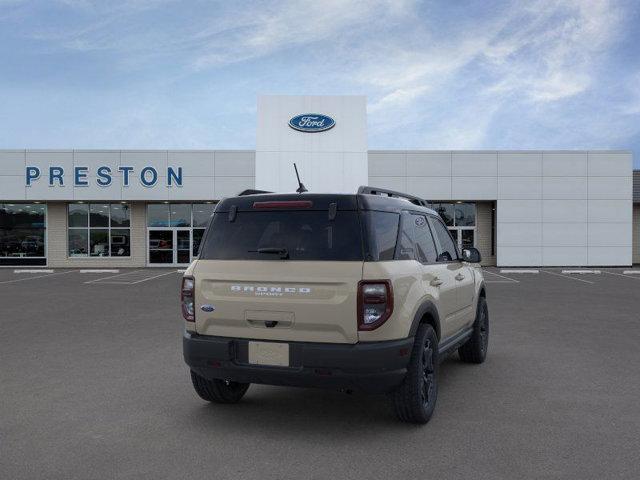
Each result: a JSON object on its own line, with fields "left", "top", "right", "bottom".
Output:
{"left": 448, "top": 226, "right": 476, "bottom": 252}
{"left": 147, "top": 227, "right": 192, "bottom": 267}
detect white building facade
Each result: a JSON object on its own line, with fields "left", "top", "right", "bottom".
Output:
{"left": 0, "top": 95, "right": 636, "bottom": 267}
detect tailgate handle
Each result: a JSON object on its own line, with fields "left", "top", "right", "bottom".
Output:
{"left": 247, "top": 319, "right": 292, "bottom": 328}
{"left": 245, "top": 311, "right": 294, "bottom": 329}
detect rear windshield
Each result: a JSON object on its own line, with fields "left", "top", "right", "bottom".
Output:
{"left": 199, "top": 211, "right": 364, "bottom": 261}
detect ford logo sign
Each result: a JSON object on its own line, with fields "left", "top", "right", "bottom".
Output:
{"left": 288, "top": 114, "right": 335, "bottom": 133}
{"left": 200, "top": 305, "right": 215, "bottom": 312}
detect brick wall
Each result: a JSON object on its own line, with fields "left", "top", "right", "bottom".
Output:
{"left": 476, "top": 201, "right": 496, "bottom": 266}
{"left": 47, "top": 202, "right": 147, "bottom": 268}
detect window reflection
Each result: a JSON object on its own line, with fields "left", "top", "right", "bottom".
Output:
{"left": 454, "top": 203, "right": 475, "bottom": 226}
{"left": 89, "top": 204, "right": 110, "bottom": 227}
{"left": 90, "top": 229, "right": 109, "bottom": 256}
{"left": 0, "top": 203, "right": 46, "bottom": 258}
{"left": 68, "top": 203, "right": 131, "bottom": 257}
{"left": 110, "top": 229, "right": 130, "bottom": 256}
{"left": 192, "top": 203, "right": 215, "bottom": 227}
{"left": 110, "top": 204, "right": 130, "bottom": 227}
{"left": 147, "top": 204, "right": 170, "bottom": 227}
{"left": 68, "top": 204, "right": 88, "bottom": 227}
{"left": 68, "top": 230, "right": 89, "bottom": 256}
{"left": 170, "top": 204, "right": 191, "bottom": 227}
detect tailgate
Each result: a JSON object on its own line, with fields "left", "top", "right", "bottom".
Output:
{"left": 194, "top": 260, "right": 362, "bottom": 343}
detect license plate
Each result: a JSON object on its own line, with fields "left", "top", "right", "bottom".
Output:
{"left": 248, "top": 341, "right": 289, "bottom": 367}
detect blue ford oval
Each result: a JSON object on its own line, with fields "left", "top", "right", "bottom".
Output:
{"left": 288, "top": 114, "right": 335, "bottom": 133}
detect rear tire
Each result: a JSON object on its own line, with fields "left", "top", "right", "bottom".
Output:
{"left": 458, "top": 296, "right": 489, "bottom": 364}
{"left": 391, "top": 324, "right": 438, "bottom": 424}
{"left": 190, "top": 370, "right": 250, "bottom": 404}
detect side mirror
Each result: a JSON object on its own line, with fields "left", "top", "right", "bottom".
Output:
{"left": 461, "top": 247, "right": 481, "bottom": 264}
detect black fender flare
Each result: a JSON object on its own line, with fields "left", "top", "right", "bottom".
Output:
{"left": 408, "top": 300, "right": 441, "bottom": 340}
{"left": 476, "top": 280, "right": 487, "bottom": 310}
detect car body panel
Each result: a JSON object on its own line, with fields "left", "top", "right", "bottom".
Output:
{"left": 191, "top": 259, "right": 362, "bottom": 344}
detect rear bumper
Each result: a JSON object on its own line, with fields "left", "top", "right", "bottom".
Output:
{"left": 183, "top": 331, "right": 414, "bottom": 394}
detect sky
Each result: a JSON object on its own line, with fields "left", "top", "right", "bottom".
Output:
{"left": 0, "top": 0, "right": 639, "bottom": 167}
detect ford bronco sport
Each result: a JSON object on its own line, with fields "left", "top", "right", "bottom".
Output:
{"left": 182, "top": 187, "right": 488, "bottom": 423}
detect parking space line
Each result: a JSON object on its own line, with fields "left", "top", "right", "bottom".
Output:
{"left": 561, "top": 269, "right": 601, "bottom": 275}
{"left": 129, "top": 270, "right": 179, "bottom": 284}
{"left": 603, "top": 271, "right": 640, "bottom": 281}
{"left": 14, "top": 269, "right": 54, "bottom": 273}
{"left": 79, "top": 269, "right": 120, "bottom": 274}
{"left": 485, "top": 280, "right": 518, "bottom": 284}
{"left": 0, "top": 270, "right": 75, "bottom": 285}
{"left": 482, "top": 270, "right": 519, "bottom": 283}
{"left": 500, "top": 269, "right": 539, "bottom": 274}
{"left": 541, "top": 270, "right": 594, "bottom": 284}
{"left": 84, "top": 270, "right": 145, "bottom": 284}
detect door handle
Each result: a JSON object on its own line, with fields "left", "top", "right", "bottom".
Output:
{"left": 455, "top": 273, "right": 465, "bottom": 281}
{"left": 430, "top": 277, "right": 443, "bottom": 287}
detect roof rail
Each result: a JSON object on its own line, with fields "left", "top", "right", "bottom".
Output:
{"left": 357, "top": 186, "right": 429, "bottom": 207}
{"left": 237, "top": 189, "right": 272, "bottom": 196}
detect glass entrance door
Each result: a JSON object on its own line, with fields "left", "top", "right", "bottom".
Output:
{"left": 149, "top": 230, "right": 174, "bottom": 264}
{"left": 447, "top": 227, "right": 475, "bottom": 252}
{"left": 176, "top": 229, "right": 191, "bottom": 264}
{"left": 148, "top": 229, "right": 192, "bottom": 265}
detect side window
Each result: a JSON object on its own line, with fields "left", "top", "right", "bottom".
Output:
{"left": 365, "top": 211, "right": 400, "bottom": 261}
{"left": 412, "top": 215, "right": 438, "bottom": 263}
{"left": 428, "top": 216, "right": 458, "bottom": 262}
{"left": 396, "top": 213, "right": 416, "bottom": 260}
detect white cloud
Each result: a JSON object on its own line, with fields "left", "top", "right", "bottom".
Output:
{"left": 1, "top": 0, "right": 636, "bottom": 154}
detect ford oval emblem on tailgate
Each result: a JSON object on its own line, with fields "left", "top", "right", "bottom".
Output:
{"left": 200, "top": 305, "right": 215, "bottom": 312}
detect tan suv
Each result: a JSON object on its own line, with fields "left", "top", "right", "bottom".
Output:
{"left": 181, "top": 187, "right": 488, "bottom": 423}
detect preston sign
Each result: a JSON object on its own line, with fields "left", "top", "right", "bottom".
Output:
{"left": 288, "top": 114, "right": 335, "bottom": 133}
{"left": 24, "top": 165, "right": 183, "bottom": 188}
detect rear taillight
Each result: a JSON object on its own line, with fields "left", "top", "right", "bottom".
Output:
{"left": 181, "top": 276, "right": 195, "bottom": 322}
{"left": 358, "top": 280, "right": 393, "bottom": 331}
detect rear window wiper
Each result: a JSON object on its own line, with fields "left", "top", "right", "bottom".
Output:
{"left": 249, "top": 247, "right": 290, "bottom": 259}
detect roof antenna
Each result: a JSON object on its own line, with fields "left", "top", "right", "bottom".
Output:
{"left": 293, "top": 163, "right": 308, "bottom": 193}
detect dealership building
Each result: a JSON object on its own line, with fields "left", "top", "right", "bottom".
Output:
{"left": 0, "top": 95, "right": 638, "bottom": 268}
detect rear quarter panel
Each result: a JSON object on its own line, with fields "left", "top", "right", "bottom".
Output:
{"left": 359, "top": 260, "right": 440, "bottom": 342}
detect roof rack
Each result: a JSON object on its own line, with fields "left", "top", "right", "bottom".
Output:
{"left": 238, "top": 189, "right": 272, "bottom": 196}
{"left": 357, "top": 186, "right": 429, "bottom": 207}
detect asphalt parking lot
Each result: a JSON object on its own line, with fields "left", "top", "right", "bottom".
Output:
{"left": 1, "top": 267, "right": 640, "bottom": 479}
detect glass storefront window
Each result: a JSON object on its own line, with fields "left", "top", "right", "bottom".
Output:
{"left": 147, "top": 204, "right": 170, "bottom": 227}
{"left": 431, "top": 203, "right": 454, "bottom": 226}
{"left": 170, "top": 204, "right": 191, "bottom": 227}
{"left": 110, "top": 229, "right": 130, "bottom": 256}
{"left": 68, "top": 203, "right": 130, "bottom": 258}
{"left": 461, "top": 229, "right": 475, "bottom": 249}
{"left": 454, "top": 203, "right": 475, "bottom": 226}
{"left": 0, "top": 203, "right": 46, "bottom": 261}
{"left": 192, "top": 203, "right": 215, "bottom": 227}
{"left": 427, "top": 202, "right": 476, "bottom": 252}
{"left": 68, "top": 230, "right": 89, "bottom": 256}
{"left": 90, "top": 229, "right": 109, "bottom": 256}
{"left": 89, "top": 204, "right": 109, "bottom": 227}
{"left": 68, "top": 204, "right": 88, "bottom": 227}
{"left": 110, "top": 204, "right": 130, "bottom": 227}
